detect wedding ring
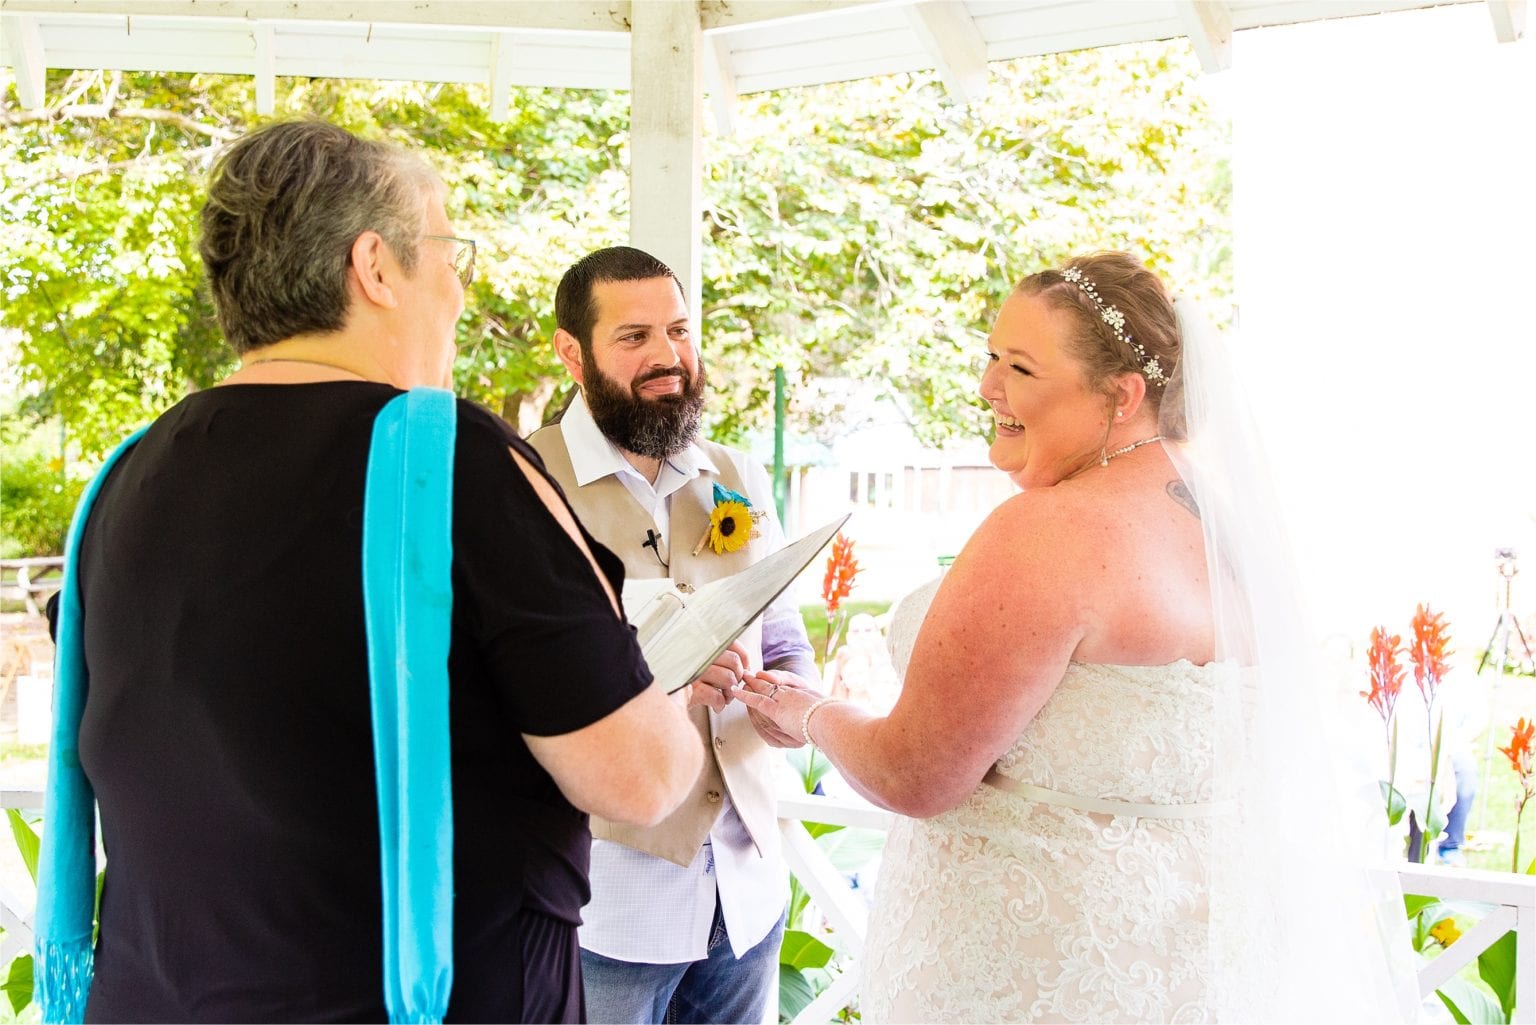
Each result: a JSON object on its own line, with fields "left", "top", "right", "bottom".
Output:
{"left": 767, "top": 683, "right": 780, "bottom": 698}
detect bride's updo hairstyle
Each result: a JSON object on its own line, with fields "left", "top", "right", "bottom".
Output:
{"left": 1016, "top": 251, "right": 1185, "bottom": 440}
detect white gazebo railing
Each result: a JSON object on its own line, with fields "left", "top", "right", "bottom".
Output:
{"left": 776, "top": 791, "right": 893, "bottom": 1024}
{"left": 3, "top": 787, "right": 1534, "bottom": 1021}
{"left": 0, "top": 789, "right": 42, "bottom": 969}
{"left": 1397, "top": 862, "right": 1536, "bottom": 1022}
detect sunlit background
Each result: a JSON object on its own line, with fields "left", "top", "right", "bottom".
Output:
{"left": 1194, "top": 5, "right": 1530, "bottom": 657}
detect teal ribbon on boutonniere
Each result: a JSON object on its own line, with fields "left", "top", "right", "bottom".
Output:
{"left": 694, "top": 481, "right": 766, "bottom": 556}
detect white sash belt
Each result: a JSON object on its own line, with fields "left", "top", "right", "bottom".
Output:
{"left": 983, "top": 768, "right": 1236, "bottom": 820}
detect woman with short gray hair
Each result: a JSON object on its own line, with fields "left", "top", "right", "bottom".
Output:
{"left": 38, "top": 119, "right": 700, "bottom": 1023}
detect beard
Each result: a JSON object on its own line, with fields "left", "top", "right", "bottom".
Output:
{"left": 581, "top": 352, "right": 707, "bottom": 460}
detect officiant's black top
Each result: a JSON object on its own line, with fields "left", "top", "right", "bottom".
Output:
{"left": 65, "top": 382, "right": 651, "bottom": 1024}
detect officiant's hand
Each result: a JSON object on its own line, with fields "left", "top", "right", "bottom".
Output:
{"left": 685, "top": 641, "right": 752, "bottom": 712}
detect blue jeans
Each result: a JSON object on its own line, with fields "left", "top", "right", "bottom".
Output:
{"left": 1439, "top": 749, "right": 1479, "bottom": 853}
{"left": 580, "top": 899, "right": 785, "bottom": 1024}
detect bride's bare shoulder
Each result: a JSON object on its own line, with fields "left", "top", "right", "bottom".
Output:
{"left": 974, "top": 478, "right": 1118, "bottom": 540}
{"left": 964, "top": 475, "right": 1175, "bottom": 575}
{"left": 958, "top": 486, "right": 1105, "bottom": 581}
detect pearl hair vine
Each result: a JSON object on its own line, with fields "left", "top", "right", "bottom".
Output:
{"left": 1060, "top": 266, "right": 1167, "bottom": 387}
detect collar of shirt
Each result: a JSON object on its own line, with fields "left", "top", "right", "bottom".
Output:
{"left": 562, "top": 390, "right": 718, "bottom": 532}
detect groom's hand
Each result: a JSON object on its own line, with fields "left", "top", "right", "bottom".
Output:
{"left": 684, "top": 641, "right": 751, "bottom": 712}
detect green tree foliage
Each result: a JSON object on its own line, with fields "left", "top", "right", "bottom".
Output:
{"left": 0, "top": 449, "right": 84, "bottom": 557}
{"left": 2, "top": 44, "right": 1227, "bottom": 463}
{"left": 1, "top": 72, "right": 239, "bottom": 451}
{"left": 0, "top": 71, "right": 633, "bottom": 452}
{"left": 702, "top": 46, "right": 1230, "bottom": 448}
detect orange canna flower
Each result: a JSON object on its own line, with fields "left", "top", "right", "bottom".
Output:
{"left": 1362, "top": 626, "right": 1406, "bottom": 724}
{"left": 822, "top": 533, "right": 860, "bottom": 615}
{"left": 1505, "top": 718, "right": 1536, "bottom": 870}
{"left": 1409, "top": 604, "right": 1453, "bottom": 705}
{"left": 1500, "top": 718, "right": 1536, "bottom": 779}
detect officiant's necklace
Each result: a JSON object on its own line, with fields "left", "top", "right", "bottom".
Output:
{"left": 243, "top": 357, "right": 370, "bottom": 380}
{"left": 1067, "top": 435, "right": 1165, "bottom": 481}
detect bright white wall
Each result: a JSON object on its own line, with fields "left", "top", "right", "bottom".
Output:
{"left": 1216, "top": 5, "right": 1535, "bottom": 656}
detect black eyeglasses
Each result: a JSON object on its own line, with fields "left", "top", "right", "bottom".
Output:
{"left": 422, "top": 234, "right": 477, "bottom": 288}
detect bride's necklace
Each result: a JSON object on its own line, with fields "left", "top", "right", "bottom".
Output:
{"left": 1065, "top": 434, "right": 1166, "bottom": 482}
{"left": 1099, "top": 434, "right": 1165, "bottom": 467}
{"left": 243, "top": 357, "right": 369, "bottom": 380}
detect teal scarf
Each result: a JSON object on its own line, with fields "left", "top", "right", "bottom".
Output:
{"left": 36, "top": 388, "right": 457, "bottom": 1024}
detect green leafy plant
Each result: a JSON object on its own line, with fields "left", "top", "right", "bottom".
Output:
{"left": 778, "top": 747, "right": 885, "bottom": 1022}
{"left": 0, "top": 452, "right": 84, "bottom": 559}
{"left": 1404, "top": 894, "right": 1517, "bottom": 1024}
{"left": 1, "top": 809, "right": 105, "bottom": 1017}
{"left": 3, "top": 810, "right": 40, "bottom": 1015}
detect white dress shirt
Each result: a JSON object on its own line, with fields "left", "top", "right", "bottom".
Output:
{"left": 562, "top": 393, "right": 790, "bottom": 963}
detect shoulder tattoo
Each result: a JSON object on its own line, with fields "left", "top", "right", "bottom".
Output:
{"left": 1166, "top": 480, "right": 1201, "bottom": 520}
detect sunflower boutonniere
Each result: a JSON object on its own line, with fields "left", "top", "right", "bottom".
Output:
{"left": 693, "top": 482, "right": 765, "bottom": 556}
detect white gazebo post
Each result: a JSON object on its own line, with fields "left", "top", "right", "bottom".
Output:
{"left": 627, "top": 0, "right": 706, "bottom": 321}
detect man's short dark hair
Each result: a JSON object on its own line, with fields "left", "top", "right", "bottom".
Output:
{"left": 199, "top": 119, "right": 438, "bottom": 354}
{"left": 555, "top": 246, "right": 682, "bottom": 354}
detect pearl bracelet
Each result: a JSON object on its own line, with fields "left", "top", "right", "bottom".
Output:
{"left": 800, "top": 697, "right": 840, "bottom": 747}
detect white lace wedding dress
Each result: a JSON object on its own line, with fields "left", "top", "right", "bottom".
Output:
{"left": 861, "top": 579, "right": 1235, "bottom": 1024}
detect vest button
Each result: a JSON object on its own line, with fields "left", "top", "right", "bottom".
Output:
{"left": 714, "top": 737, "right": 725, "bottom": 750}
{"left": 706, "top": 790, "right": 722, "bottom": 803}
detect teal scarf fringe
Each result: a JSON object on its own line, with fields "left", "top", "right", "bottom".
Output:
{"left": 34, "top": 939, "right": 93, "bottom": 1025}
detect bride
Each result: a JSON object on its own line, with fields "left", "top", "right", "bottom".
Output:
{"left": 739, "top": 251, "right": 1413, "bottom": 1023}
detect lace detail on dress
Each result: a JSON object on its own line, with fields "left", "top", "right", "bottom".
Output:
{"left": 862, "top": 581, "right": 1234, "bottom": 1024}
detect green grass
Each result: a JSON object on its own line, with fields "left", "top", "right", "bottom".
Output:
{"left": 0, "top": 743, "right": 46, "bottom": 766}
{"left": 1429, "top": 669, "right": 1536, "bottom": 874}
{"left": 1462, "top": 744, "right": 1535, "bottom": 872}
{"left": 799, "top": 601, "right": 891, "bottom": 666}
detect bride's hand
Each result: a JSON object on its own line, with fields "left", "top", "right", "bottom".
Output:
{"left": 737, "top": 670, "right": 824, "bottom": 747}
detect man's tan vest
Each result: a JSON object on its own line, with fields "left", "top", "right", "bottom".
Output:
{"left": 528, "top": 421, "right": 782, "bottom": 867}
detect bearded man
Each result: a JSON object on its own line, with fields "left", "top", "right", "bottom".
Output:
{"left": 528, "top": 246, "right": 818, "bottom": 1025}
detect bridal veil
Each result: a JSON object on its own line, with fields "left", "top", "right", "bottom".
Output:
{"left": 1162, "top": 300, "right": 1419, "bottom": 1022}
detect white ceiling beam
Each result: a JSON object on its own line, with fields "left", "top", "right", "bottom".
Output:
{"left": 629, "top": 0, "right": 704, "bottom": 323}
{"left": 1177, "top": 1, "right": 1233, "bottom": 73}
{"left": 703, "top": 33, "right": 738, "bottom": 137}
{"left": 252, "top": 22, "right": 275, "bottom": 115}
{"left": 5, "top": 15, "right": 48, "bottom": 109}
{"left": 0, "top": 1, "right": 634, "bottom": 32}
{"left": 699, "top": 1, "right": 875, "bottom": 31}
{"left": 488, "top": 30, "right": 515, "bottom": 121}
{"left": 903, "top": 0, "right": 988, "bottom": 104}
{"left": 1487, "top": 0, "right": 1526, "bottom": 41}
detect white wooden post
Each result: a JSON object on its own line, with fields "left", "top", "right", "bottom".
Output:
{"left": 4, "top": 14, "right": 48, "bottom": 110}
{"left": 628, "top": 0, "right": 705, "bottom": 321}
{"left": 253, "top": 22, "right": 275, "bottom": 115}
{"left": 1517, "top": 877, "right": 1536, "bottom": 1024}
